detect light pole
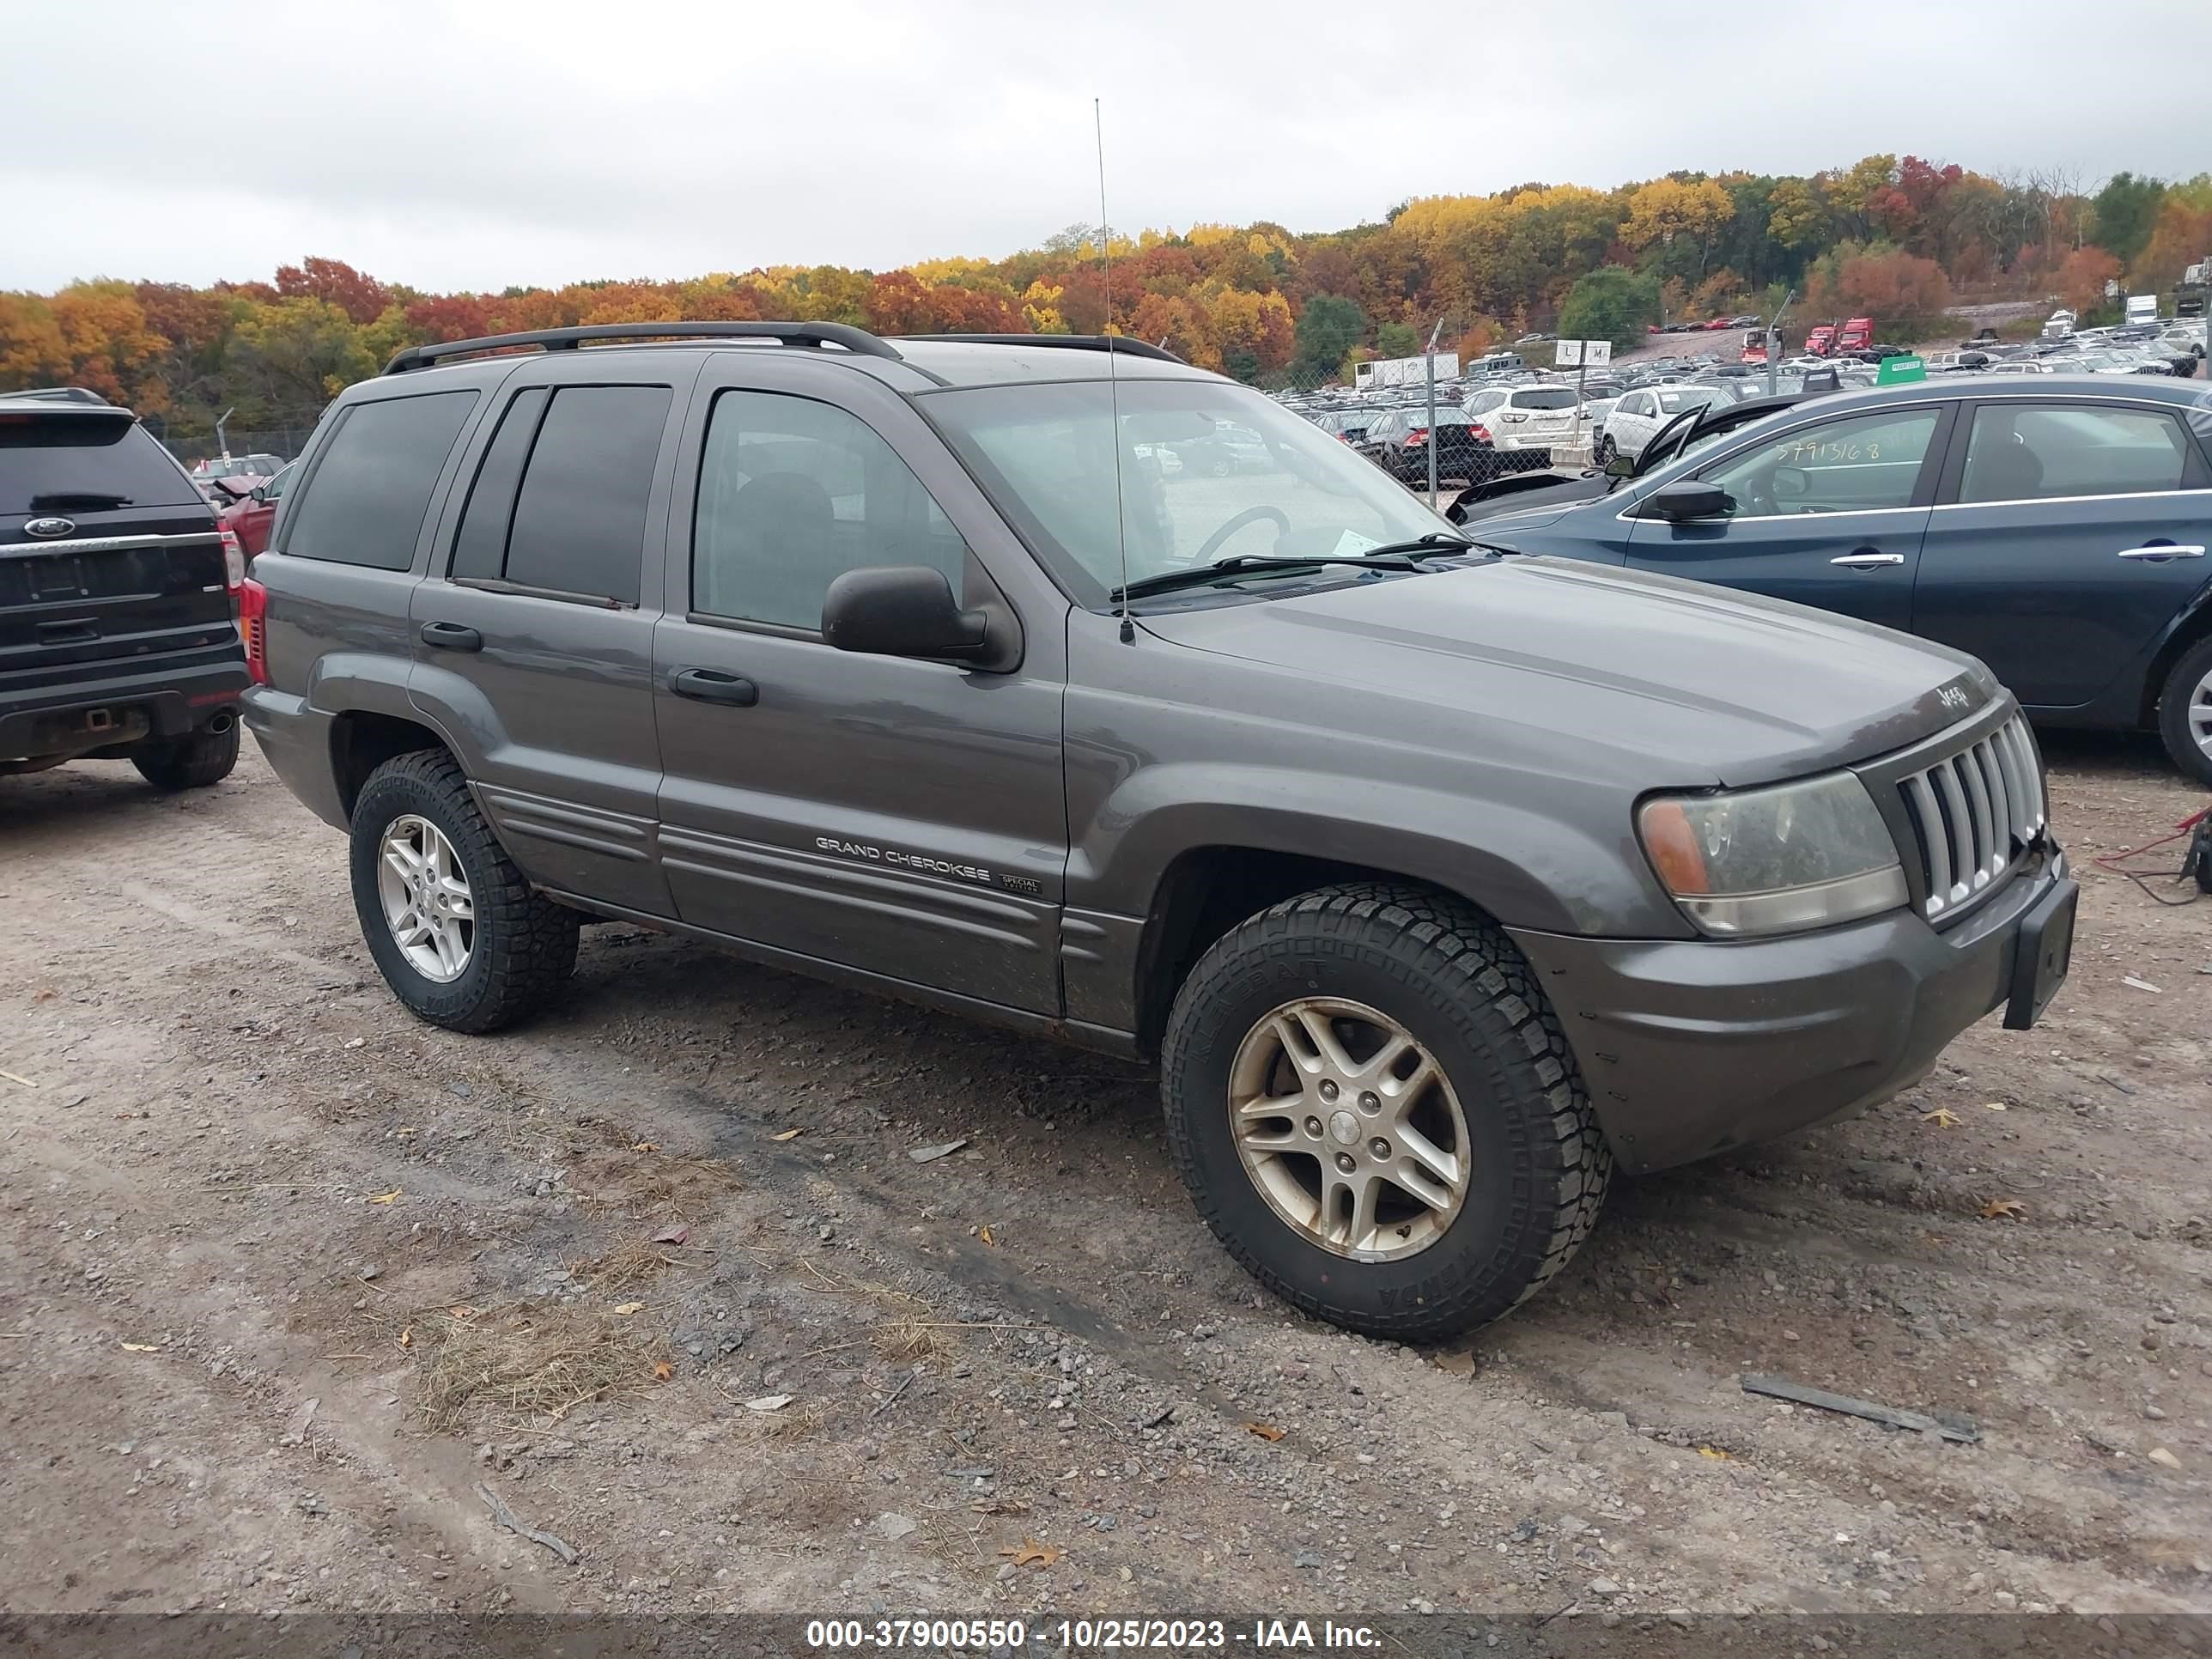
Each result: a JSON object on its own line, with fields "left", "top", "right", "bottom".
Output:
{"left": 1424, "top": 319, "right": 1444, "bottom": 509}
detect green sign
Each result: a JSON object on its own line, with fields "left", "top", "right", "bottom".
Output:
{"left": 1875, "top": 355, "right": 1927, "bottom": 385}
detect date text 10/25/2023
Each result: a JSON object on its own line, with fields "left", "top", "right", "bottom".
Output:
{"left": 802, "top": 1618, "right": 1382, "bottom": 1650}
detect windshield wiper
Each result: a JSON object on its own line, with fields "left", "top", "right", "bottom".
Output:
{"left": 1344, "top": 533, "right": 1479, "bottom": 560}
{"left": 27, "top": 491, "right": 133, "bottom": 510}
{"left": 1110, "top": 552, "right": 1435, "bottom": 604}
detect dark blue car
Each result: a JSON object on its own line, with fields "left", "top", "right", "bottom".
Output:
{"left": 1472, "top": 376, "right": 2212, "bottom": 783}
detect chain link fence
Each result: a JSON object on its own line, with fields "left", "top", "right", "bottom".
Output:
{"left": 155, "top": 426, "right": 319, "bottom": 469}
{"left": 1255, "top": 362, "right": 1595, "bottom": 507}
{"left": 131, "top": 411, "right": 327, "bottom": 471}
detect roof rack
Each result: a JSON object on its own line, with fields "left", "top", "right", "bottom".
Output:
{"left": 896, "top": 333, "right": 1185, "bottom": 364}
{"left": 382, "top": 321, "right": 905, "bottom": 376}
{"left": 0, "top": 386, "right": 112, "bottom": 406}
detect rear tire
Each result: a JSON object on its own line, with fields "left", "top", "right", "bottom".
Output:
{"left": 1160, "top": 883, "right": 1611, "bottom": 1341}
{"left": 2155, "top": 635, "right": 2212, "bottom": 787}
{"left": 349, "top": 748, "right": 578, "bottom": 1033}
{"left": 132, "top": 722, "right": 239, "bottom": 792}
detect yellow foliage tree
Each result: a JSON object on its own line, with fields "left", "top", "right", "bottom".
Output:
{"left": 1019, "top": 279, "right": 1068, "bottom": 335}
{"left": 1620, "top": 178, "right": 1733, "bottom": 250}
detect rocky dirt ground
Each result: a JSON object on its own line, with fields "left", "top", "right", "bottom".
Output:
{"left": 1, "top": 738, "right": 2208, "bottom": 1628}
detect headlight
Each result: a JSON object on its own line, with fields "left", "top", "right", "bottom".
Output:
{"left": 1638, "top": 771, "right": 1907, "bottom": 938}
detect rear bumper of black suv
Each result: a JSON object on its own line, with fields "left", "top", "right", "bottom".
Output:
{"left": 1509, "top": 848, "right": 2071, "bottom": 1175}
{"left": 0, "top": 651, "right": 249, "bottom": 763}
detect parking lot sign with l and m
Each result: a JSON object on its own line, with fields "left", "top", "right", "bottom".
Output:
{"left": 1553, "top": 339, "right": 1612, "bottom": 368}
{"left": 1554, "top": 340, "right": 1612, "bottom": 453}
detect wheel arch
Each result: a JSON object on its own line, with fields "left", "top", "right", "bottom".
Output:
{"left": 2141, "top": 591, "right": 2212, "bottom": 727}
{"left": 331, "top": 709, "right": 453, "bottom": 824}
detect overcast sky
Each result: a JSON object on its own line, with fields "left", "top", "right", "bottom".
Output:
{"left": 9, "top": 0, "right": 2211, "bottom": 295}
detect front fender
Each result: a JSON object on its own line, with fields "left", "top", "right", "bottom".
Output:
{"left": 1068, "top": 761, "right": 1682, "bottom": 939}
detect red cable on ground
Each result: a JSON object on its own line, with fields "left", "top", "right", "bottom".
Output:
{"left": 2090, "top": 805, "right": 2209, "bottom": 871}
{"left": 2089, "top": 805, "right": 2210, "bottom": 907}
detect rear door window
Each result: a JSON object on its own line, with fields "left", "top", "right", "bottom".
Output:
{"left": 1514, "top": 388, "right": 1577, "bottom": 410}
{"left": 448, "top": 387, "right": 550, "bottom": 582}
{"left": 285, "top": 390, "right": 478, "bottom": 570}
{"left": 1960, "top": 404, "right": 2191, "bottom": 502}
{"left": 463, "top": 385, "right": 670, "bottom": 604}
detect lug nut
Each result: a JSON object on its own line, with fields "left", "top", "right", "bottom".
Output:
{"left": 1370, "top": 1138, "right": 1390, "bottom": 1159}
{"left": 1358, "top": 1091, "right": 1381, "bottom": 1114}
{"left": 1304, "top": 1117, "right": 1323, "bottom": 1138}
{"left": 1318, "top": 1079, "right": 1339, "bottom": 1102}
{"left": 1334, "top": 1152, "right": 1357, "bottom": 1174}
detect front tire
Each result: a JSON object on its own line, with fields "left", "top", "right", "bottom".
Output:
{"left": 2156, "top": 635, "right": 2212, "bottom": 787}
{"left": 1595, "top": 435, "right": 1617, "bottom": 466}
{"left": 349, "top": 749, "right": 578, "bottom": 1033}
{"left": 1160, "top": 884, "right": 1611, "bottom": 1341}
{"left": 132, "top": 722, "right": 239, "bottom": 791}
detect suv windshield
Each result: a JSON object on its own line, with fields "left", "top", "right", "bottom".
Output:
{"left": 927, "top": 380, "right": 1453, "bottom": 607}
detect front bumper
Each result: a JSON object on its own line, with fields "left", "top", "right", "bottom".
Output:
{"left": 1508, "top": 848, "right": 2071, "bottom": 1175}
{"left": 0, "top": 653, "right": 247, "bottom": 763}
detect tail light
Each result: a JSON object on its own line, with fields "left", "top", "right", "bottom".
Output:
{"left": 220, "top": 526, "right": 246, "bottom": 592}
{"left": 1469, "top": 422, "right": 1491, "bottom": 442}
{"left": 1404, "top": 428, "right": 1428, "bottom": 445}
{"left": 238, "top": 575, "right": 269, "bottom": 686}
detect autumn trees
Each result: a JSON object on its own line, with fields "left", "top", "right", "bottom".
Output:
{"left": 3, "top": 155, "right": 2203, "bottom": 441}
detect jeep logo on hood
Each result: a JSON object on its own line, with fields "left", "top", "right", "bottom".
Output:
{"left": 23, "top": 516, "right": 76, "bottom": 538}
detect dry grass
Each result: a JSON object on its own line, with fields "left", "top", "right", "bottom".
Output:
{"left": 408, "top": 1302, "right": 669, "bottom": 1433}
{"left": 874, "top": 1317, "right": 947, "bottom": 1364}
{"left": 564, "top": 1130, "right": 739, "bottom": 1219}
{"left": 568, "top": 1233, "right": 712, "bottom": 1294}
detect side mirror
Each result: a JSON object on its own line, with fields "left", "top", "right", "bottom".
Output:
{"left": 821, "top": 566, "right": 988, "bottom": 661}
{"left": 1443, "top": 495, "right": 1470, "bottom": 526}
{"left": 1603, "top": 452, "right": 1637, "bottom": 478}
{"left": 1772, "top": 465, "right": 1808, "bottom": 501}
{"left": 1639, "top": 480, "right": 1733, "bottom": 522}
{"left": 248, "top": 484, "right": 268, "bottom": 504}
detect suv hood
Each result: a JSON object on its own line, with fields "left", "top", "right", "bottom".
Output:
{"left": 1139, "top": 556, "right": 1996, "bottom": 787}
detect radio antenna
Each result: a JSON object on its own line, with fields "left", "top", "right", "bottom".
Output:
{"left": 1094, "top": 97, "right": 1133, "bottom": 644}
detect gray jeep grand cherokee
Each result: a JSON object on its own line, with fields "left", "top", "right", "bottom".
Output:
{"left": 241, "top": 322, "right": 2076, "bottom": 1340}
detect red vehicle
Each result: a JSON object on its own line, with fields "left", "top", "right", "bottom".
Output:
{"left": 1837, "top": 316, "right": 1875, "bottom": 353}
{"left": 1805, "top": 325, "right": 1838, "bottom": 356}
{"left": 1702, "top": 316, "right": 1735, "bottom": 330}
{"left": 1739, "top": 330, "right": 1767, "bottom": 365}
{"left": 216, "top": 460, "right": 293, "bottom": 556}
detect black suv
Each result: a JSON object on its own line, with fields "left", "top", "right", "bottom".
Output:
{"left": 2, "top": 390, "right": 246, "bottom": 788}
{"left": 242, "top": 322, "right": 2075, "bottom": 1340}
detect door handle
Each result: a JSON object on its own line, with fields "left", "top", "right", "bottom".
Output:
{"left": 1830, "top": 550, "right": 1905, "bottom": 568}
{"left": 2116, "top": 543, "right": 2206, "bottom": 560}
{"left": 419, "top": 621, "right": 483, "bottom": 651}
{"left": 670, "top": 667, "right": 759, "bottom": 708}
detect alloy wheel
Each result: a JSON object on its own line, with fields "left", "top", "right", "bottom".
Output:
{"left": 376, "top": 814, "right": 475, "bottom": 982}
{"left": 1227, "top": 997, "right": 1470, "bottom": 1261}
{"left": 2191, "top": 664, "right": 2212, "bottom": 762}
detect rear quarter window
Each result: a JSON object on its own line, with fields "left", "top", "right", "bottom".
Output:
{"left": 283, "top": 389, "right": 479, "bottom": 570}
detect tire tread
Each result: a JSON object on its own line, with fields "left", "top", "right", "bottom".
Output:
{"left": 1161, "top": 881, "right": 1611, "bottom": 1340}
{"left": 351, "top": 748, "right": 577, "bottom": 1034}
